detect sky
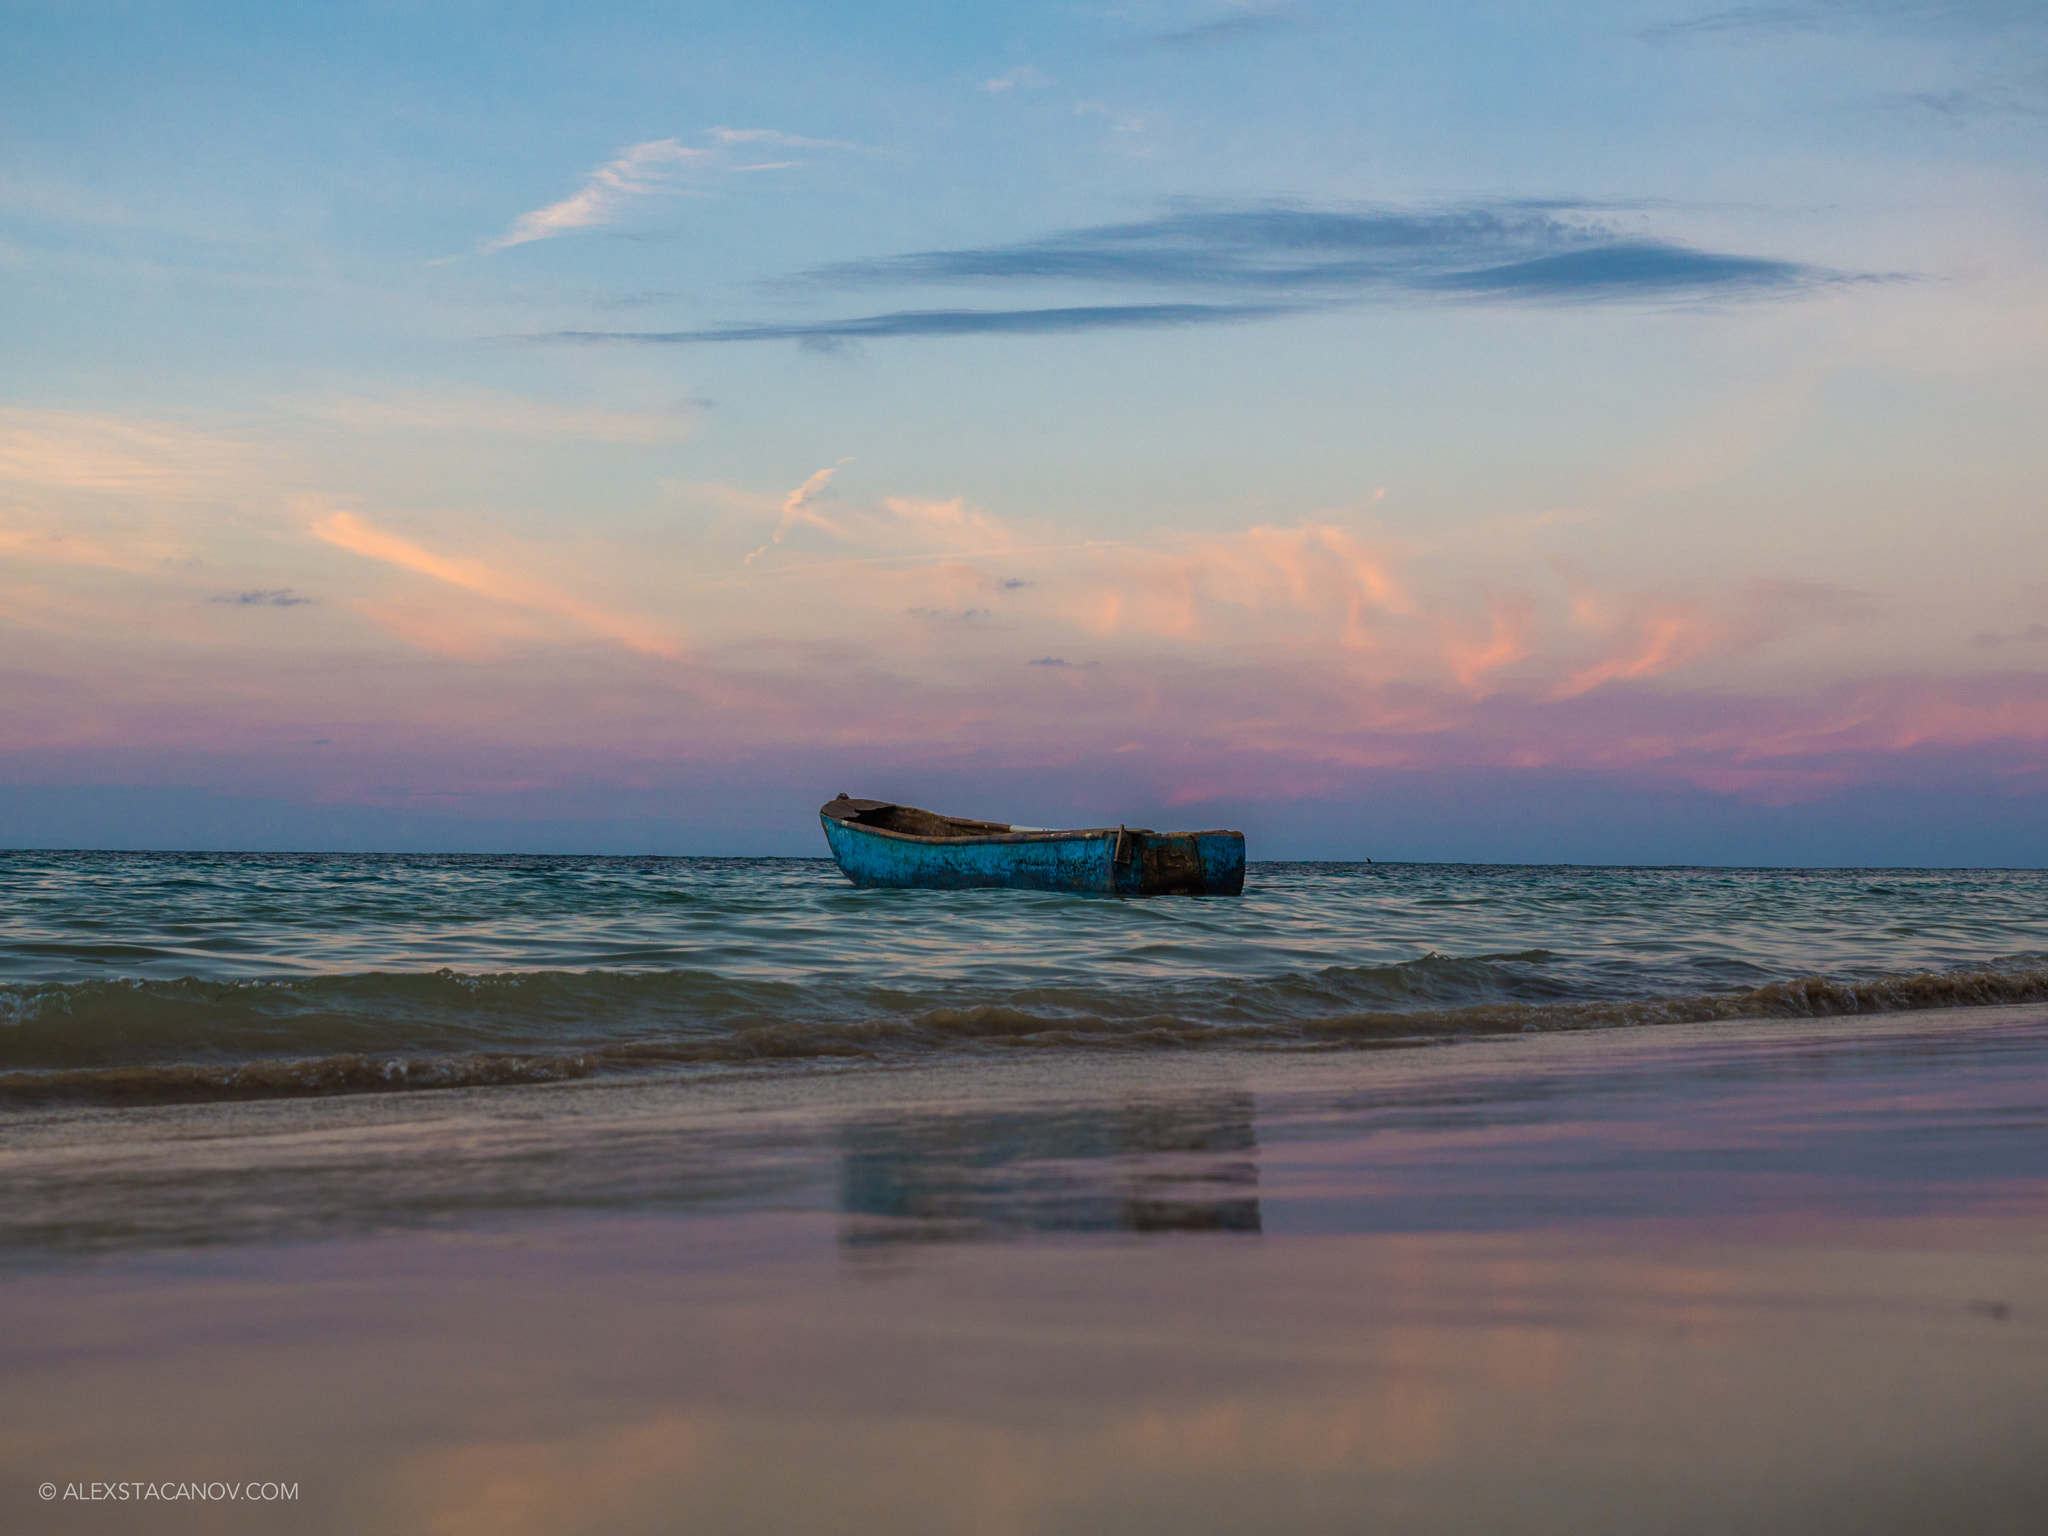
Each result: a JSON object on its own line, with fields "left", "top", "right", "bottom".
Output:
{"left": 3, "top": 0, "right": 2047, "bottom": 861}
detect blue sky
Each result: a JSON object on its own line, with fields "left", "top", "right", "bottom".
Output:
{"left": 4, "top": 1, "right": 2046, "bottom": 859}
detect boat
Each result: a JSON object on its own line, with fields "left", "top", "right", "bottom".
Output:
{"left": 819, "top": 795, "right": 1245, "bottom": 896}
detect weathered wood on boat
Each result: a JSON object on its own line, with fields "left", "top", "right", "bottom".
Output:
{"left": 819, "top": 795, "right": 1245, "bottom": 896}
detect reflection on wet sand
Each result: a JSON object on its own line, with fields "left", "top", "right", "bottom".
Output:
{"left": 6, "top": 1012, "right": 2048, "bottom": 1535}
{"left": 837, "top": 1092, "right": 1261, "bottom": 1242}
{"left": 5, "top": 1215, "right": 2044, "bottom": 1536}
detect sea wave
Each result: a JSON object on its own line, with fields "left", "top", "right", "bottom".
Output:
{"left": 0, "top": 952, "right": 1585, "bottom": 1067}
{"left": 3, "top": 958, "right": 2047, "bottom": 1105}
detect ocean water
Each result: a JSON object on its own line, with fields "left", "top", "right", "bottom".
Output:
{"left": 2, "top": 852, "right": 2045, "bottom": 1104}
{"left": 7, "top": 852, "right": 2048, "bottom": 1533}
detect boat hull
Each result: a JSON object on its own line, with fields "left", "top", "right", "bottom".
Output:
{"left": 820, "top": 814, "right": 1244, "bottom": 896}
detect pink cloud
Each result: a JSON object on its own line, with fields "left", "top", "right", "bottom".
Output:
{"left": 310, "top": 508, "right": 685, "bottom": 660}
{"left": 1555, "top": 603, "right": 1721, "bottom": 698}
{"left": 1442, "top": 592, "right": 1536, "bottom": 693}
{"left": 5, "top": 439, "right": 2040, "bottom": 837}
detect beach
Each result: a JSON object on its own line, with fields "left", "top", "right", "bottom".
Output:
{"left": 12, "top": 0, "right": 2048, "bottom": 1525}
{"left": 4, "top": 855, "right": 2046, "bottom": 1533}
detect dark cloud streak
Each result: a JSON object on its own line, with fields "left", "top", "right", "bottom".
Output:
{"left": 537, "top": 202, "right": 1851, "bottom": 348}
{"left": 1643, "top": 2, "right": 2048, "bottom": 127}
{"left": 1643, "top": 0, "right": 2048, "bottom": 42}
{"left": 1424, "top": 243, "right": 1813, "bottom": 296}
{"left": 1897, "top": 80, "right": 2048, "bottom": 119}
{"left": 211, "top": 589, "right": 314, "bottom": 607}
{"left": 539, "top": 303, "right": 1294, "bottom": 345}
{"left": 801, "top": 205, "right": 1837, "bottom": 301}
{"left": 1641, "top": 5, "right": 1816, "bottom": 40}
{"left": 1143, "top": 11, "right": 1304, "bottom": 49}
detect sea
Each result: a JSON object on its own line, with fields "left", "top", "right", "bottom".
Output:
{"left": 6, "top": 853, "right": 2047, "bottom": 1534}
{"left": 5, "top": 853, "right": 2046, "bottom": 1104}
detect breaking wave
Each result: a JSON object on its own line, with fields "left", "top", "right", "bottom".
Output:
{"left": 4, "top": 957, "right": 2047, "bottom": 1106}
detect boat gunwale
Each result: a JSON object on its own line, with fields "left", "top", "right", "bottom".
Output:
{"left": 820, "top": 816, "right": 1239, "bottom": 849}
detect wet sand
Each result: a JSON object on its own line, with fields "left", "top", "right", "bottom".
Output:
{"left": 6, "top": 1006, "right": 2047, "bottom": 1533}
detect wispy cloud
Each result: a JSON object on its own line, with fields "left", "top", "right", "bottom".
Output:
{"left": 803, "top": 204, "right": 1834, "bottom": 300}
{"left": 310, "top": 507, "right": 682, "bottom": 658}
{"left": 1894, "top": 77, "right": 2048, "bottom": 121}
{"left": 477, "top": 129, "right": 838, "bottom": 255}
{"left": 1641, "top": 4, "right": 1816, "bottom": 40}
{"left": 980, "top": 66, "right": 1049, "bottom": 92}
{"left": 704, "top": 127, "right": 845, "bottom": 148}
{"left": 0, "top": 409, "right": 261, "bottom": 498}
{"left": 1424, "top": 243, "right": 1814, "bottom": 296}
{"left": 211, "top": 589, "right": 314, "bottom": 607}
{"left": 1643, "top": 0, "right": 2048, "bottom": 43}
{"left": 0, "top": 411, "right": 302, "bottom": 621}
{"left": 527, "top": 202, "right": 1847, "bottom": 348}
{"left": 1643, "top": 1, "right": 2048, "bottom": 128}
{"left": 744, "top": 463, "right": 851, "bottom": 564}
{"left": 702, "top": 473, "right": 1889, "bottom": 728}
{"left": 482, "top": 140, "right": 710, "bottom": 254}
{"left": 1143, "top": 6, "right": 1306, "bottom": 49}
{"left": 313, "top": 390, "right": 700, "bottom": 444}
{"left": 8, "top": 449, "right": 2025, "bottom": 823}
{"left": 1969, "top": 623, "right": 2048, "bottom": 647}
{"left": 538, "top": 303, "right": 1292, "bottom": 346}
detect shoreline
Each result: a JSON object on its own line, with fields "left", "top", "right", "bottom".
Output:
{"left": 7, "top": 997, "right": 2047, "bottom": 1533}
{"left": 4, "top": 999, "right": 2044, "bottom": 1258}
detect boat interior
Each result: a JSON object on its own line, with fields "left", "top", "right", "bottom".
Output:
{"left": 821, "top": 796, "right": 1035, "bottom": 841}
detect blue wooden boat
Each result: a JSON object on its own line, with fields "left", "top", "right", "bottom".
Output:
{"left": 820, "top": 795, "right": 1245, "bottom": 896}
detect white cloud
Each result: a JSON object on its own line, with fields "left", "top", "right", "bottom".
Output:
{"left": 981, "top": 66, "right": 1049, "bottom": 93}
{"left": 482, "top": 140, "right": 710, "bottom": 253}
{"left": 477, "top": 128, "right": 851, "bottom": 256}
{"left": 744, "top": 462, "right": 852, "bottom": 564}
{"left": 706, "top": 127, "right": 846, "bottom": 148}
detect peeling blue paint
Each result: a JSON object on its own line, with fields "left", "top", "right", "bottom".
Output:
{"left": 821, "top": 815, "right": 1243, "bottom": 896}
